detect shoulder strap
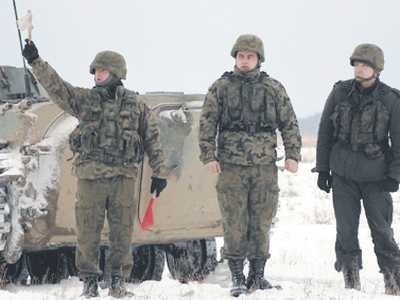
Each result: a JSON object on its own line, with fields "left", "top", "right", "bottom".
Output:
{"left": 392, "top": 88, "right": 400, "bottom": 98}
{"left": 335, "top": 79, "right": 353, "bottom": 93}
{"left": 221, "top": 71, "right": 233, "bottom": 79}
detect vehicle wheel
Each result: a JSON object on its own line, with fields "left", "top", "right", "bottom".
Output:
{"left": 165, "top": 238, "right": 218, "bottom": 283}
{"left": 61, "top": 247, "right": 78, "bottom": 277}
{"left": 26, "top": 248, "right": 75, "bottom": 284}
{"left": 17, "top": 247, "right": 77, "bottom": 284}
{"left": 52, "top": 247, "right": 77, "bottom": 281}
{"left": 27, "top": 251, "right": 51, "bottom": 284}
{"left": 3, "top": 254, "right": 25, "bottom": 285}
{"left": 0, "top": 252, "right": 8, "bottom": 287}
{"left": 127, "top": 245, "right": 165, "bottom": 283}
{"left": 7, "top": 254, "right": 30, "bottom": 285}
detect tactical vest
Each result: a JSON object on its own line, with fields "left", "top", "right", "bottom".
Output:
{"left": 218, "top": 71, "right": 277, "bottom": 135}
{"left": 330, "top": 82, "right": 390, "bottom": 159}
{"left": 69, "top": 86, "right": 144, "bottom": 166}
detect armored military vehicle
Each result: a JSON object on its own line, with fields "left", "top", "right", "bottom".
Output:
{"left": 0, "top": 65, "right": 221, "bottom": 287}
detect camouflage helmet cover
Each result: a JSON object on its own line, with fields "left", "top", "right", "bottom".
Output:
{"left": 90, "top": 50, "right": 127, "bottom": 79}
{"left": 231, "top": 34, "right": 265, "bottom": 62}
{"left": 350, "top": 43, "right": 384, "bottom": 72}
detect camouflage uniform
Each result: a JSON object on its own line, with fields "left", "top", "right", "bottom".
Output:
{"left": 316, "top": 44, "right": 400, "bottom": 294}
{"left": 29, "top": 54, "right": 167, "bottom": 283}
{"left": 199, "top": 34, "right": 301, "bottom": 294}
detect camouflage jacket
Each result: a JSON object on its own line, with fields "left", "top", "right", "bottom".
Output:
{"left": 199, "top": 67, "right": 301, "bottom": 166}
{"left": 30, "top": 57, "right": 167, "bottom": 179}
{"left": 316, "top": 79, "right": 400, "bottom": 182}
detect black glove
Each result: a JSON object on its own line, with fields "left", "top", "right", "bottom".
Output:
{"left": 317, "top": 171, "right": 332, "bottom": 193}
{"left": 150, "top": 177, "right": 167, "bottom": 197}
{"left": 379, "top": 177, "right": 399, "bottom": 192}
{"left": 22, "top": 39, "right": 39, "bottom": 64}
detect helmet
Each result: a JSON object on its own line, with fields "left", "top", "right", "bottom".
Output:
{"left": 350, "top": 43, "right": 384, "bottom": 72}
{"left": 90, "top": 50, "right": 127, "bottom": 79}
{"left": 231, "top": 34, "right": 265, "bottom": 62}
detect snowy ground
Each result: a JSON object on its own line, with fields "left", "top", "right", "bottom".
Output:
{"left": 1, "top": 147, "right": 400, "bottom": 299}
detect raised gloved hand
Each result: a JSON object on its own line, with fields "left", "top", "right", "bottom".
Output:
{"left": 150, "top": 177, "right": 167, "bottom": 197}
{"left": 317, "top": 171, "right": 332, "bottom": 193}
{"left": 379, "top": 177, "right": 399, "bottom": 192}
{"left": 22, "top": 39, "right": 39, "bottom": 64}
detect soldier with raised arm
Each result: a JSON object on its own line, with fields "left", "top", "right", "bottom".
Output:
{"left": 22, "top": 40, "right": 167, "bottom": 298}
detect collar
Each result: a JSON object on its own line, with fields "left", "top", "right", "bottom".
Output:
{"left": 233, "top": 66, "right": 261, "bottom": 82}
{"left": 93, "top": 80, "right": 124, "bottom": 99}
{"left": 347, "top": 79, "right": 382, "bottom": 107}
{"left": 355, "top": 79, "right": 379, "bottom": 95}
{"left": 347, "top": 79, "right": 380, "bottom": 97}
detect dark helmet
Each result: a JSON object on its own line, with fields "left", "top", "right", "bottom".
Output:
{"left": 89, "top": 50, "right": 127, "bottom": 79}
{"left": 350, "top": 43, "right": 384, "bottom": 72}
{"left": 231, "top": 34, "right": 265, "bottom": 62}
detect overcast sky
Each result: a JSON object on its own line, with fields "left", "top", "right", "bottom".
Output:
{"left": 2, "top": 0, "right": 400, "bottom": 117}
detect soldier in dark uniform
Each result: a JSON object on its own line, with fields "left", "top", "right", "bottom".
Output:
{"left": 316, "top": 43, "right": 400, "bottom": 295}
{"left": 22, "top": 40, "right": 168, "bottom": 298}
{"left": 199, "top": 34, "right": 301, "bottom": 296}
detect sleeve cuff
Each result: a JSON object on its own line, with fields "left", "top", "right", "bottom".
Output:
{"left": 29, "top": 56, "right": 42, "bottom": 66}
{"left": 200, "top": 151, "right": 217, "bottom": 164}
{"left": 200, "top": 152, "right": 217, "bottom": 165}
{"left": 285, "top": 151, "right": 301, "bottom": 162}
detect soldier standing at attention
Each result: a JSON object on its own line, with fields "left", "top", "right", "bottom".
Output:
{"left": 316, "top": 44, "right": 400, "bottom": 295}
{"left": 199, "top": 34, "right": 301, "bottom": 297}
{"left": 22, "top": 40, "right": 168, "bottom": 298}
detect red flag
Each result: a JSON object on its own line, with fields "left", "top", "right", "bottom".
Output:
{"left": 140, "top": 195, "right": 157, "bottom": 230}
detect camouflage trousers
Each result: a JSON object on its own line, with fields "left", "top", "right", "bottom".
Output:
{"left": 216, "top": 163, "right": 279, "bottom": 260}
{"left": 332, "top": 173, "right": 400, "bottom": 272}
{"left": 75, "top": 176, "right": 136, "bottom": 278}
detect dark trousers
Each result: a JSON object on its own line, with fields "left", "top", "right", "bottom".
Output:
{"left": 332, "top": 173, "right": 400, "bottom": 271}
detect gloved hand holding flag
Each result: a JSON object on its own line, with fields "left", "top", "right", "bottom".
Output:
{"left": 140, "top": 177, "right": 167, "bottom": 230}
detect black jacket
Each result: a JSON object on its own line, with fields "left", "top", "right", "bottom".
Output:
{"left": 316, "top": 79, "right": 400, "bottom": 182}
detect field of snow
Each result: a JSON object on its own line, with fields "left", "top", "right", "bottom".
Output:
{"left": 1, "top": 147, "right": 399, "bottom": 299}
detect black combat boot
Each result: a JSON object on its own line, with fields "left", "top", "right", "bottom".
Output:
{"left": 246, "top": 258, "right": 272, "bottom": 292}
{"left": 228, "top": 258, "right": 247, "bottom": 297}
{"left": 383, "top": 268, "right": 400, "bottom": 296}
{"left": 81, "top": 276, "right": 99, "bottom": 298}
{"left": 108, "top": 275, "right": 134, "bottom": 298}
{"left": 342, "top": 262, "right": 361, "bottom": 290}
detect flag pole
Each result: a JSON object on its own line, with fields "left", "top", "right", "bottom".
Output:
{"left": 12, "top": 0, "right": 32, "bottom": 98}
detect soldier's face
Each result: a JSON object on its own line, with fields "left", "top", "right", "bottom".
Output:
{"left": 94, "top": 68, "right": 111, "bottom": 84}
{"left": 235, "top": 51, "right": 259, "bottom": 72}
{"left": 353, "top": 61, "right": 376, "bottom": 81}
